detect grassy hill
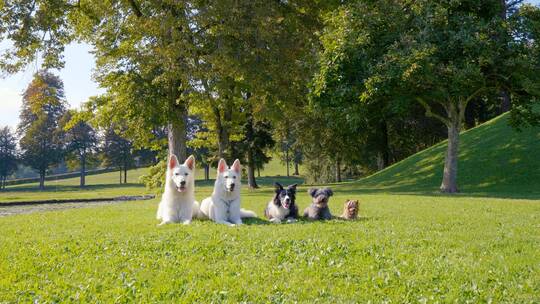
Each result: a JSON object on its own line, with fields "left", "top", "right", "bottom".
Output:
{"left": 352, "top": 113, "right": 540, "bottom": 199}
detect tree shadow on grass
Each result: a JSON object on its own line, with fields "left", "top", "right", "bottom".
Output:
{"left": 241, "top": 216, "right": 376, "bottom": 226}
{"left": 242, "top": 217, "right": 271, "bottom": 225}
{"left": 333, "top": 184, "right": 540, "bottom": 200}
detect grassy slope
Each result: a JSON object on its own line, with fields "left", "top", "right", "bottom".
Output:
{"left": 355, "top": 114, "right": 540, "bottom": 199}
{"left": 1, "top": 115, "right": 539, "bottom": 302}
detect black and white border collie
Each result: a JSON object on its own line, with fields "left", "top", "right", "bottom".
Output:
{"left": 264, "top": 182, "right": 299, "bottom": 223}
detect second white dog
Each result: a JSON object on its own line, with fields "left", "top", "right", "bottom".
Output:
{"left": 199, "top": 159, "right": 256, "bottom": 226}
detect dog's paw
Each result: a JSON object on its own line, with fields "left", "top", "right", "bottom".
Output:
{"left": 286, "top": 218, "right": 297, "bottom": 223}
{"left": 270, "top": 218, "right": 281, "bottom": 224}
{"left": 182, "top": 220, "right": 191, "bottom": 225}
{"left": 158, "top": 221, "right": 170, "bottom": 226}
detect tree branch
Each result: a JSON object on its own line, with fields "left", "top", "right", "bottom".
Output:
{"left": 463, "top": 86, "right": 485, "bottom": 106}
{"left": 127, "top": 0, "right": 143, "bottom": 18}
{"left": 416, "top": 97, "right": 451, "bottom": 126}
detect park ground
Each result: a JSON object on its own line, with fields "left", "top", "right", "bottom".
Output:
{"left": 0, "top": 114, "right": 539, "bottom": 302}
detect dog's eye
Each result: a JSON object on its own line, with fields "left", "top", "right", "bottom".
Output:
{"left": 174, "top": 173, "right": 179, "bottom": 176}
{"left": 232, "top": 176, "right": 236, "bottom": 179}
{"left": 184, "top": 173, "right": 188, "bottom": 176}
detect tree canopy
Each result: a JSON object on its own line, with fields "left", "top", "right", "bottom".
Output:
{"left": 18, "top": 71, "right": 67, "bottom": 189}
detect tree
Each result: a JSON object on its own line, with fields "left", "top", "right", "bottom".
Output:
{"left": 0, "top": 126, "right": 18, "bottom": 190}
{"left": 237, "top": 117, "right": 275, "bottom": 188}
{"left": 102, "top": 126, "right": 134, "bottom": 184}
{"left": 61, "top": 110, "right": 98, "bottom": 187}
{"left": 18, "top": 71, "right": 67, "bottom": 190}
{"left": 366, "top": 1, "right": 540, "bottom": 192}
{"left": 1, "top": 1, "right": 337, "bottom": 182}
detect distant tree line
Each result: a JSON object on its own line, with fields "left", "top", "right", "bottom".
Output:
{"left": 0, "top": 71, "right": 156, "bottom": 190}
{"left": 1, "top": 0, "right": 539, "bottom": 193}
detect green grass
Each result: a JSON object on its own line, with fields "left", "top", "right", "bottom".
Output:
{"left": 1, "top": 168, "right": 151, "bottom": 203}
{"left": 357, "top": 114, "right": 540, "bottom": 199}
{"left": 1, "top": 114, "right": 539, "bottom": 302}
{"left": 1, "top": 191, "right": 539, "bottom": 302}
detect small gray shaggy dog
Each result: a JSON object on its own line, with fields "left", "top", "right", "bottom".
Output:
{"left": 303, "top": 187, "right": 333, "bottom": 220}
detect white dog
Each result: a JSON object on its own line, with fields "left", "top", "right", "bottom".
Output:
{"left": 157, "top": 154, "right": 200, "bottom": 225}
{"left": 199, "top": 159, "right": 256, "bottom": 226}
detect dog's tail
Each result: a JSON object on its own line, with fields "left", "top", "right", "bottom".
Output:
{"left": 240, "top": 208, "right": 257, "bottom": 218}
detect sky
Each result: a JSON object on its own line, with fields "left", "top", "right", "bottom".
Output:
{"left": 0, "top": 41, "right": 104, "bottom": 130}
{"left": 1, "top": 0, "right": 540, "bottom": 130}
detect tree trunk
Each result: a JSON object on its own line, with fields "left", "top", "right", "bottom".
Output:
{"left": 213, "top": 105, "right": 230, "bottom": 159}
{"left": 168, "top": 107, "right": 188, "bottom": 162}
{"left": 498, "top": 1, "right": 511, "bottom": 114}
{"left": 80, "top": 152, "right": 86, "bottom": 188}
{"left": 247, "top": 149, "right": 258, "bottom": 189}
{"left": 124, "top": 164, "right": 127, "bottom": 184}
{"left": 500, "top": 90, "right": 511, "bottom": 114}
{"left": 244, "top": 106, "right": 258, "bottom": 189}
{"left": 257, "top": 167, "right": 260, "bottom": 177}
{"left": 379, "top": 120, "right": 390, "bottom": 169}
{"left": 440, "top": 103, "right": 463, "bottom": 193}
{"left": 285, "top": 148, "right": 290, "bottom": 177}
{"left": 119, "top": 169, "right": 122, "bottom": 184}
{"left": 39, "top": 170, "right": 45, "bottom": 190}
{"left": 294, "top": 161, "right": 299, "bottom": 175}
{"left": 204, "top": 163, "right": 210, "bottom": 181}
{"left": 464, "top": 101, "right": 476, "bottom": 129}
{"left": 336, "top": 157, "right": 342, "bottom": 182}
{"left": 376, "top": 153, "right": 385, "bottom": 171}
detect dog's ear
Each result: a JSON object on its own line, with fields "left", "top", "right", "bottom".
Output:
{"left": 288, "top": 184, "right": 297, "bottom": 192}
{"left": 184, "top": 155, "right": 195, "bottom": 170}
{"left": 217, "top": 158, "right": 227, "bottom": 174}
{"left": 169, "top": 154, "right": 179, "bottom": 170}
{"left": 231, "top": 159, "right": 241, "bottom": 173}
{"left": 308, "top": 188, "right": 318, "bottom": 197}
{"left": 274, "top": 182, "right": 283, "bottom": 192}
{"left": 324, "top": 188, "right": 333, "bottom": 197}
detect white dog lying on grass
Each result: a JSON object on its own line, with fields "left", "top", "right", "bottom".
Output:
{"left": 199, "top": 159, "right": 256, "bottom": 226}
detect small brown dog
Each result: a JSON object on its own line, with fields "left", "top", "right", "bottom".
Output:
{"left": 340, "top": 199, "right": 359, "bottom": 220}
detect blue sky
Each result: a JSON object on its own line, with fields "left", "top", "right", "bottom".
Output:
{"left": 1, "top": 0, "right": 540, "bottom": 129}
{"left": 0, "top": 41, "right": 104, "bottom": 129}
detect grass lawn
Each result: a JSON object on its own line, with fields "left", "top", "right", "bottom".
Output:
{"left": 0, "top": 168, "right": 152, "bottom": 203}
{"left": 0, "top": 187, "right": 539, "bottom": 302}
{"left": 1, "top": 114, "right": 539, "bottom": 302}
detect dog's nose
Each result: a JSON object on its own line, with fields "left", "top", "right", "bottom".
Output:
{"left": 230, "top": 183, "right": 235, "bottom": 188}
{"left": 180, "top": 181, "right": 186, "bottom": 186}
{"left": 285, "top": 198, "right": 290, "bottom": 202}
